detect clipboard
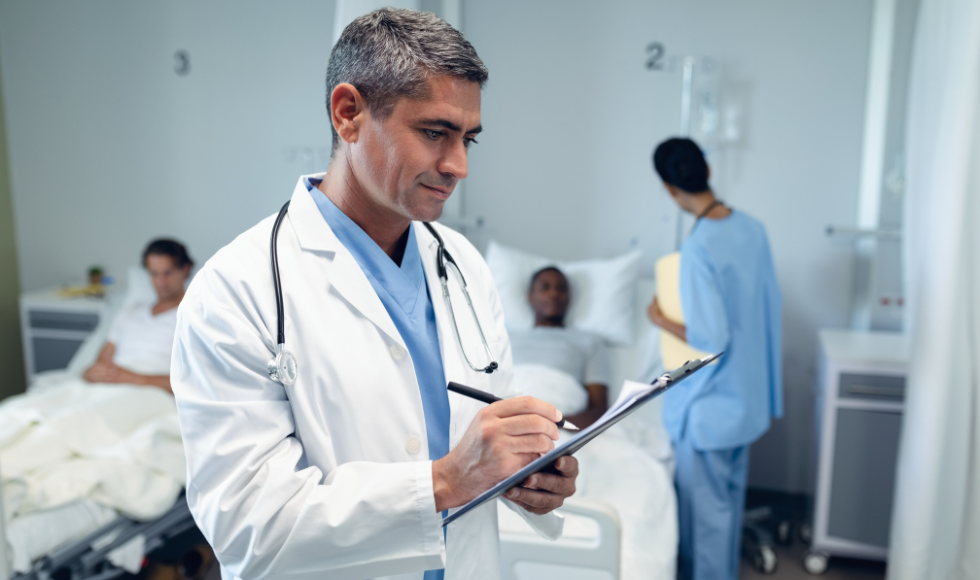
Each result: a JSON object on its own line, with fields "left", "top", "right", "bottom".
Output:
{"left": 441, "top": 352, "right": 722, "bottom": 527}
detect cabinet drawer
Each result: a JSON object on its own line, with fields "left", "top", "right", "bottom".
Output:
{"left": 839, "top": 373, "right": 905, "bottom": 402}
{"left": 29, "top": 310, "right": 100, "bottom": 332}
{"left": 32, "top": 336, "right": 86, "bottom": 373}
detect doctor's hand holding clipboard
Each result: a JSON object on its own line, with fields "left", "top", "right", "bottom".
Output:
{"left": 432, "top": 394, "right": 579, "bottom": 515}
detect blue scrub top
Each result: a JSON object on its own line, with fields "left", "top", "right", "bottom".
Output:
{"left": 307, "top": 179, "right": 449, "bottom": 579}
{"left": 305, "top": 178, "right": 450, "bottom": 462}
{"left": 662, "top": 209, "right": 783, "bottom": 451}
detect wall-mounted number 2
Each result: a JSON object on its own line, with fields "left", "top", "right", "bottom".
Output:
{"left": 645, "top": 42, "right": 665, "bottom": 70}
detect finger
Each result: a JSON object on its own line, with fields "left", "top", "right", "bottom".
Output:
{"left": 555, "top": 455, "right": 579, "bottom": 478}
{"left": 489, "top": 396, "right": 561, "bottom": 423}
{"left": 522, "top": 471, "right": 576, "bottom": 497}
{"left": 503, "top": 494, "right": 552, "bottom": 516}
{"left": 507, "top": 498, "right": 552, "bottom": 515}
{"left": 505, "top": 487, "right": 565, "bottom": 512}
{"left": 498, "top": 413, "right": 560, "bottom": 440}
{"left": 503, "top": 433, "right": 556, "bottom": 456}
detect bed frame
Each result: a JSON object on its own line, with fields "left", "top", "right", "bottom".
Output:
{"left": 9, "top": 497, "right": 196, "bottom": 580}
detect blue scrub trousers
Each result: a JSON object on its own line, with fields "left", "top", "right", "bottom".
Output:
{"left": 674, "top": 434, "right": 750, "bottom": 580}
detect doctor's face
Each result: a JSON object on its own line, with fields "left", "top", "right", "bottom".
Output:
{"left": 352, "top": 76, "right": 482, "bottom": 223}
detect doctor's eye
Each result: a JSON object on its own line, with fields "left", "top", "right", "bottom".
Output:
{"left": 464, "top": 137, "right": 479, "bottom": 148}
{"left": 424, "top": 129, "right": 444, "bottom": 140}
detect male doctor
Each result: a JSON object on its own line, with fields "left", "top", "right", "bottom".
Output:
{"left": 171, "top": 9, "right": 577, "bottom": 580}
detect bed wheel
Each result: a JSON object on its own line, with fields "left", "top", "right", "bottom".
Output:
{"left": 803, "top": 550, "right": 829, "bottom": 575}
{"left": 798, "top": 522, "right": 813, "bottom": 545}
{"left": 752, "top": 545, "right": 778, "bottom": 574}
{"left": 776, "top": 520, "right": 793, "bottom": 545}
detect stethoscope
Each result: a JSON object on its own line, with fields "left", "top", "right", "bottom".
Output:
{"left": 266, "top": 201, "right": 498, "bottom": 386}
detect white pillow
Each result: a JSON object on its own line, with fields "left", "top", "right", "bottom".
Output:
{"left": 122, "top": 266, "right": 157, "bottom": 310}
{"left": 485, "top": 241, "right": 640, "bottom": 346}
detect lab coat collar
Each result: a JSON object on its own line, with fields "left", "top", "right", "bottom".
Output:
{"left": 285, "top": 174, "right": 405, "bottom": 349}
{"left": 286, "top": 173, "right": 342, "bottom": 253}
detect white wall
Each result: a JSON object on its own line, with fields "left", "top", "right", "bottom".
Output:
{"left": 462, "top": 0, "right": 874, "bottom": 493}
{"left": 1, "top": 0, "right": 875, "bottom": 494}
{"left": 0, "top": 0, "right": 336, "bottom": 291}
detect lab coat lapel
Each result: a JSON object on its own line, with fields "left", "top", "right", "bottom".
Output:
{"left": 286, "top": 176, "right": 406, "bottom": 349}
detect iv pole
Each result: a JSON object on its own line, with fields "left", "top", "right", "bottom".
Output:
{"left": 674, "top": 56, "right": 697, "bottom": 251}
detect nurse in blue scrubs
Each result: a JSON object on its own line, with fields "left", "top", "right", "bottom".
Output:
{"left": 646, "top": 138, "right": 783, "bottom": 580}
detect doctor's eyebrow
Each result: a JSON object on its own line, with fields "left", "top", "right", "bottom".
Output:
{"left": 419, "top": 119, "right": 483, "bottom": 135}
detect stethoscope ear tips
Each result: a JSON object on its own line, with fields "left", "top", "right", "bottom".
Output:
{"left": 484, "top": 361, "right": 499, "bottom": 374}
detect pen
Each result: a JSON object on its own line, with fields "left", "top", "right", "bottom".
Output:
{"left": 447, "top": 381, "right": 580, "bottom": 431}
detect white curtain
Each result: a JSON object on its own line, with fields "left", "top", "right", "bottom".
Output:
{"left": 888, "top": 1, "right": 980, "bottom": 579}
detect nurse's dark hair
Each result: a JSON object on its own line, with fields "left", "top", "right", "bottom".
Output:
{"left": 142, "top": 238, "right": 194, "bottom": 269}
{"left": 653, "top": 137, "right": 710, "bottom": 194}
{"left": 325, "top": 8, "right": 488, "bottom": 151}
{"left": 529, "top": 266, "right": 567, "bottom": 292}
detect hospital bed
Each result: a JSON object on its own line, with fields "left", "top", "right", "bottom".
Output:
{"left": 8, "top": 497, "right": 196, "bottom": 580}
{"left": 497, "top": 278, "right": 677, "bottom": 580}
{"left": 1, "top": 269, "right": 197, "bottom": 580}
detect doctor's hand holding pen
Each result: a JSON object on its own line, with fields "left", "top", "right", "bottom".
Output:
{"left": 431, "top": 396, "right": 579, "bottom": 515}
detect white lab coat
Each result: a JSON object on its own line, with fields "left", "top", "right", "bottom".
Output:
{"left": 171, "top": 176, "right": 562, "bottom": 580}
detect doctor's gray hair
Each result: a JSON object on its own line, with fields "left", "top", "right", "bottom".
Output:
{"left": 325, "top": 8, "right": 488, "bottom": 150}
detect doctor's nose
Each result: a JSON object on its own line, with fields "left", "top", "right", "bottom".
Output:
{"left": 437, "top": 140, "right": 469, "bottom": 181}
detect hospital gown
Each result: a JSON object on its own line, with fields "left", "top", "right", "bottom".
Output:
{"left": 663, "top": 209, "right": 783, "bottom": 580}
{"left": 511, "top": 327, "right": 678, "bottom": 580}
{"left": 106, "top": 302, "right": 178, "bottom": 375}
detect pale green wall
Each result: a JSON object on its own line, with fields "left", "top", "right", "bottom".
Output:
{"left": 0, "top": 52, "right": 26, "bottom": 400}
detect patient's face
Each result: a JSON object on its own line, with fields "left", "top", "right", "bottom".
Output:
{"left": 528, "top": 270, "right": 570, "bottom": 324}
{"left": 145, "top": 254, "right": 190, "bottom": 302}
{"left": 351, "top": 75, "right": 482, "bottom": 223}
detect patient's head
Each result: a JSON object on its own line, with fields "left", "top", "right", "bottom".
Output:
{"left": 528, "top": 267, "right": 570, "bottom": 327}
{"left": 142, "top": 239, "right": 193, "bottom": 303}
{"left": 653, "top": 137, "right": 710, "bottom": 195}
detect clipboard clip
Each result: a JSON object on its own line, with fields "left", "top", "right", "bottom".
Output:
{"left": 664, "top": 352, "right": 724, "bottom": 384}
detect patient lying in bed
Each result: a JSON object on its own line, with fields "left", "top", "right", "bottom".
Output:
{"left": 509, "top": 266, "right": 678, "bottom": 580}
{"left": 82, "top": 239, "right": 193, "bottom": 393}
{"left": 1, "top": 239, "right": 194, "bottom": 573}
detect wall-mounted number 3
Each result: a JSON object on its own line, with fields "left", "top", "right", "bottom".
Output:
{"left": 645, "top": 42, "right": 665, "bottom": 70}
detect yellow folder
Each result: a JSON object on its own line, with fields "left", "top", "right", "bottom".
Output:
{"left": 655, "top": 252, "right": 711, "bottom": 370}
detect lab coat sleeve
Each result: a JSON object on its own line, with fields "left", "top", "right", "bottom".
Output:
{"left": 679, "top": 244, "right": 731, "bottom": 354}
{"left": 480, "top": 262, "right": 564, "bottom": 541}
{"left": 171, "top": 298, "right": 443, "bottom": 580}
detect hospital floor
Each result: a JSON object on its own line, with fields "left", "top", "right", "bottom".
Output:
{"left": 739, "top": 540, "right": 886, "bottom": 579}
{"left": 740, "top": 490, "right": 886, "bottom": 580}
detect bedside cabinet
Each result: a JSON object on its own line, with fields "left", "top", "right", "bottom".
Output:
{"left": 808, "top": 329, "right": 908, "bottom": 570}
{"left": 20, "top": 288, "right": 110, "bottom": 383}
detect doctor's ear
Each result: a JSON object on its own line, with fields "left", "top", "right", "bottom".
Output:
{"left": 330, "top": 83, "right": 366, "bottom": 144}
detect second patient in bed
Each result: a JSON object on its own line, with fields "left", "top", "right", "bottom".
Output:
{"left": 510, "top": 266, "right": 609, "bottom": 427}
{"left": 83, "top": 239, "right": 193, "bottom": 393}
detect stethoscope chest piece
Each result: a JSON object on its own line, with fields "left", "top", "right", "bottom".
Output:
{"left": 268, "top": 344, "right": 298, "bottom": 386}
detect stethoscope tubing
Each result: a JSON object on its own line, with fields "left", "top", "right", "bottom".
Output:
{"left": 271, "top": 201, "right": 290, "bottom": 346}
{"left": 267, "top": 205, "right": 498, "bottom": 384}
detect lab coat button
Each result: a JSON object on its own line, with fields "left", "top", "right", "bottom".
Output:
{"left": 390, "top": 344, "right": 406, "bottom": 361}
{"left": 405, "top": 435, "right": 422, "bottom": 454}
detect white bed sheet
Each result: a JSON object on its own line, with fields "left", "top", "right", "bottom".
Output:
{"left": 5, "top": 498, "right": 117, "bottom": 573}
{"left": 510, "top": 364, "right": 677, "bottom": 580}
{"left": 2, "top": 268, "right": 186, "bottom": 574}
